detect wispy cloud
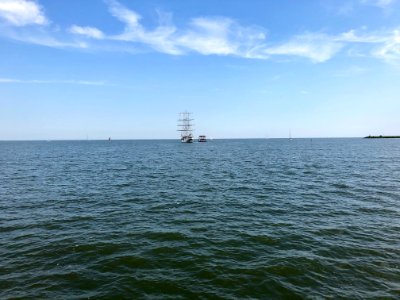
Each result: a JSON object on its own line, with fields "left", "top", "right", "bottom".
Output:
{"left": 104, "top": 0, "right": 179, "bottom": 54}
{"left": 337, "top": 28, "right": 400, "bottom": 63}
{"left": 0, "top": 1, "right": 85, "bottom": 48}
{"left": 0, "top": 78, "right": 107, "bottom": 85}
{"left": 176, "top": 17, "right": 240, "bottom": 56}
{"left": 178, "top": 17, "right": 266, "bottom": 57}
{"left": 373, "top": 30, "right": 400, "bottom": 62}
{"left": 72, "top": 1, "right": 267, "bottom": 57}
{"left": 5, "top": 30, "right": 88, "bottom": 48}
{"left": 1, "top": 0, "right": 400, "bottom": 64}
{"left": 84, "top": 1, "right": 333, "bottom": 61}
{"left": 69, "top": 25, "right": 105, "bottom": 39}
{"left": 0, "top": 0, "right": 47, "bottom": 26}
{"left": 262, "top": 33, "right": 343, "bottom": 63}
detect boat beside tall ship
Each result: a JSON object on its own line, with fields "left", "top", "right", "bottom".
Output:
{"left": 198, "top": 135, "right": 207, "bottom": 142}
{"left": 177, "top": 112, "right": 207, "bottom": 143}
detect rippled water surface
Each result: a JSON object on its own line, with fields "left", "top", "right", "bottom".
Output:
{"left": 1, "top": 139, "right": 399, "bottom": 299}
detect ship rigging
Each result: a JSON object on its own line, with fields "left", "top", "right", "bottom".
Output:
{"left": 177, "top": 111, "right": 194, "bottom": 143}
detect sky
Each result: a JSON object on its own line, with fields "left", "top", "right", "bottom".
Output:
{"left": 0, "top": 0, "right": 400, "bottom": 140}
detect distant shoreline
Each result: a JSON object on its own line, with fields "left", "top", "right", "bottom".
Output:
{"left": 365, "top": 135, "right": 400, "bottom": 139}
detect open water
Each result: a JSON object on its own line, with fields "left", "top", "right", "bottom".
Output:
{"left": 1, "top": 139, "right": 399, "bottom": 299}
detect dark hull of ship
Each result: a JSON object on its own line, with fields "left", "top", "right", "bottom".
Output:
{"left": 181, "top": 136, "right": 193, "bottom": 143}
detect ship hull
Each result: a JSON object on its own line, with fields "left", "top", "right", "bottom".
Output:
{"left": 181, "top": 136, "right": 193, "bottom": 143}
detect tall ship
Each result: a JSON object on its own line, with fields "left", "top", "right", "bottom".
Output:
{"left": 177, "top": 111, "right": 194, "bottom": 143}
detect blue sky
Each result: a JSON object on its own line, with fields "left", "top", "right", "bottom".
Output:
{"left": 0, "top": 0, "right": 400, "bottom": 139}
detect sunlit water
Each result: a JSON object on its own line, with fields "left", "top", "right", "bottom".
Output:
{"left": 1, "top": 139, "right": 399, "bottom": 299}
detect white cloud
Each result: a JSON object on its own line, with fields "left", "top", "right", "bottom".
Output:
{"left": 177, "top": 17, "right": 237, "bottom": 55}
{"left": 106, "top": 0, "right": 180, "bottom": 54}
{"left": 373, "top": 30, "right": 400, "bottom": 62}
{"left": 3, "top": 29, "right": 88, "bottom": 48}
{"left": 0, "top": 0, "right": 47, "bottom": 26}
{"left": 263, "top": 33, "right": 343, "bottom": 63}
{"left": 335, "top": 28, "right": 400, "bottom": 63}
{"left": 104, "top": 1, "right": 268, "bottom": 57}
{"left": 337, "top": 30, "right": 384, "bottom": 43}
{"left": 101, "top": 1, "right": 342, "bottom": 62}
{"left": 1, "top": 0, "right": 400, "bottom": 64}
{"left": 107, "top": 0, "right": 141, "bottom": 28}
{"left": 177, "top": 17, "right": 266, "bottom": 56}
{"left": 69, "top": 25, "right": 104, "bottom": 39}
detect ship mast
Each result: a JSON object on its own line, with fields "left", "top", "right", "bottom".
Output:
{"left": 177, "top": 111, "right": 194, "bottom": 142}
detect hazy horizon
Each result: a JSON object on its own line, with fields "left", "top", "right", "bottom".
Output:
{"left": 0, "top": 136, "right": 382, "bottom": 141}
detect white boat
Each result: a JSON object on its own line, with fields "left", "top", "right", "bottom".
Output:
{"left": 198, "top": 135, "right": 207, "bottom": 142}
{"left": 178, "top": 111, "right": 194, "bottom": 143}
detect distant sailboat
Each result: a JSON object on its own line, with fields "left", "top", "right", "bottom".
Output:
{"left": 289, "top": 130, "right": 293, "bottom": 141}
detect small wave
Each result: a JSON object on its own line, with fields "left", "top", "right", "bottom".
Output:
{"left": 332, "top": 183, "right": 350, "bottom": 189}
{"left": 145, "top": 231, "right": 188, "bottom": 242}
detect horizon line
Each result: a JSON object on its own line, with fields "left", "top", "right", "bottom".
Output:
{"left": 0, "top": 137, "right": 370, "bottom": 142}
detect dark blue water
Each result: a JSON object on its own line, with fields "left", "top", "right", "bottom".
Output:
{"left": 1, "top": 139, "right": 399, "bottom": 299}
